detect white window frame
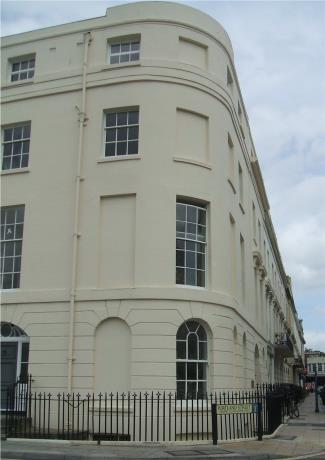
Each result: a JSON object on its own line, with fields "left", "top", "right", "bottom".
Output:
{"left": 103, "top": 108, "right": 139, "bottom": 158}
{"left": 0, "top": 205, "right": 25, "bottom": 290}
{"left": 10, "top": 55, "right": 35, "bottom": 82}
{"left": 1, "top": 122, "right": 31, "bottom": 171}
{"left": 176, "top": 201, "right": 207, "bottom": 288}
{"left": 108, "top": 37, "right": 140, "bottom": 65}
{"left": 176, "top": 320, "right": 208, "bottom": 400}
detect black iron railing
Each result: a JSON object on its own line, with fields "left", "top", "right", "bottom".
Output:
{"left": 4, "top": 378, "right": 299, "bottom": 442}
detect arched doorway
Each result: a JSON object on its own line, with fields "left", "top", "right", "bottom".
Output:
{"left": 0, "top": 322, "right": 29, "bottom": 409}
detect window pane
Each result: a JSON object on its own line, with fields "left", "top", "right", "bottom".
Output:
{"left": 186, "top": 268, "right": 196, "bottom": 286}
{"left": 117, "top": 112, "right": 127, "bottom": 125}
{"left": 198, "top": 363, "right": 206, "bottom": 380}
{"left": 186, "top": 222, "right": 196, "bottom": 237}
{"left": 197, "top": 253, "right": 205, "bottom": 270}
{"left": 197, "top": 243, "right": 205, "bottom": 253}
{"left": 121, "top": 42, "right": 130, "bottom": 52}
{"left": 187, "top": 362, "right": 197, "bottom": 380}
{"left": 117, "top": 127, "right": 127, "bottom": 141}
{"left": 3, "top": 128, "right": 13, "bottom": 142}
{"left": 16, "top": 207, "right": 24, "bottom": 223}
{"left": 21, "top": 61, "right": 28, "bottom": 70}
{"left": 27, "top": 70, "right": 34, "bottom": 78}
{"left": 197, "top": 225, "right": 206, "bottom": 240}
{"left": 20, "top": 72, "right": 28, "bottom": 80}
{"left": 177, "top": 381, "right": 185, "bottom": 400}
{"left": 176, "top": 203, "right": 186, "bottom": 221}
{"left": 131, "top": 41, "right": 140, "bottom": 51}
{"left": 199, "top": 341, "right": 207, "bottom": 359}
{"left": 176, "top": 221, "right": 185, "bottom": 236}
{"left": 3, "top": 144, "right": 12, "bottom": 156}
{"left": 176, "top": 267, "right": 184, "bottom": 285}
{"left": 116, "top": 142, "right": 127, "bottom": 156}
{"left": 29, "top": 59, "right": 35, "bottom": 68}
{"left": 5, "top": 225, "right": 15, "bottom": 239}
{"left": 111, "top": 43, "right": 120, "bottom": 54}
{"left": 197, "top": 270, "right": 205, "bottom": 287}
{"left": 120, "top": 54, "right": 129, "bottom": 63}
{"left": 176, "top": 239, "right": 185, "bottom": 250}
{"left": 176, "top": 250, "right": 184, "bottom": 267}
{"left": 128, "top": 111, "right": 139, "bottom": 124}
{"left": 3, "top": 273, "right": 12, "bottom": 289}
{"left": 13, "top": 142, "right": 22, "bottom": 155}
{"left": 110, "top": 55, "right": 119, "bottom": 64}
{"left": 23, "top": 124, "right": 31, "bottom": 139}
{"left": 187, "top": 382, "right": 197, "bottom": 399}
{"left": 105, "top": 143, "right": 115, "bottom": 157}
{"left": 187, "top": 206, "right": 197, "bottom": 223}
{"left": 15, "top": 224, "right": 23, "bottom": 239}
{"left": 6, "top": 208, "right": 15, "bottom": 224}
{"left": 12, "top": 155, "right": 21, "bottom": 169}
{"left": 5, "top": 242, "right": 14, "bottom": 256}
{"left": 11, "top": 74, "right": 19, "bottom": 82}
{"left": 130, "top": 52, "right": 140, "bottom": 61}
{"left": 15, "top": 241, "right": 22, "bottom": 254}
{"left": 186, "top": 251, "right": 195, "bottom": 268}
{"left": 22, "top": 140, "right": 30, "bottom": 153}
{"left": 188, "top": 333, "right": 197, "bottom": 359}
{"left": 186, "top": 241, "right": 195, "bottom": 251}
{"left": 198, "top": 382, "right": 206, "bottom": 399}
{"left": 197, "top": 325, "right": 207, "bottom": 341}
{"left": 128, "top": 141, "right": 138, "bottom": 155}
{"left": 12, "top": 63, "right": 20, "bottom": 72}
{"left": 128, "top": 126, "right": 138, "bottom": 140}
{"left": 187, "top": 321, "right": 199, "bottom": 332}
{"left": 106, "top": 128, "right": 116, "bottom": 142}
{"left": 198, "top": 209, "right": 206, "bottom": 226}
{"left": 176, "top": 323, "right": 188, "bottom": 340}
{"left": 4, "top": 257, "right": 14, "bottom": 272}
{"left": 13, "top": 273, "right": 20, "bottom": 288}
{"left": 14, "top": 257, "right": 21, "bottom": 272}
{"left": 176, "top": 340, "right": 186, "bottom": 359}
{"left": 106, "top": 113, "right": 116, "bottom": 127}
{"left": 13, "top": 126, "right": 23, "bottom": 140}
{"left": 176, "top": 362, "right": 186, "bottom": 380}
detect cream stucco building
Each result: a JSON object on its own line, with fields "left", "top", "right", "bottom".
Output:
{"left": 1, "top": 2, "right": 304, "bottom": 406}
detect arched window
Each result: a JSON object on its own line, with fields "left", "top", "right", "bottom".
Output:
{"left": 176, "top": 320, "right": 208, "bottom": 399}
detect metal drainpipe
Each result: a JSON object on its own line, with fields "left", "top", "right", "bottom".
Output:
{"left": 67, "top": 31, "right": 92, "bottom": 394}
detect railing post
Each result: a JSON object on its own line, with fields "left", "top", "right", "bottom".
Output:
{"left": 211, "top": 402, "right": 218, "bottom": 445}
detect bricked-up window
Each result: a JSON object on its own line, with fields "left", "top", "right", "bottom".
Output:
{"left": 109, "top": 39, "right": 140, "bottom": 64}
{"left": 104, "top": 109, "right": 139, "bottom": 157}
{"left": 10, "top": 57, "right": 35, "bottom": 82}
{"left": 0, "top": 205, "right": 25, "bottom": 289}
{"left": 176, "top": 320, "right": 208, "bottom": 399}
{"left": 176, "top": 202, "right": 206, "bottom": 287}
{"left": 2, "top": 123, "right": 31, "bottom": 171}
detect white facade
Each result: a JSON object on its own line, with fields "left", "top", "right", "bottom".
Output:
{"left": 1, "top": 2, "right": 304, "bottom": 401}
{"left": 306, "top": 352, "right": 325, "bottom": 381}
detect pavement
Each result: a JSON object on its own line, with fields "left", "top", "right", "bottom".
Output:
{"left": 1, "top": 394, "right": 325, "bottom": 460}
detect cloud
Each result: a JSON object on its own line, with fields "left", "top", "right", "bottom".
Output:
{"left": 304, "top": 331, "right": 325, "bottom": 352}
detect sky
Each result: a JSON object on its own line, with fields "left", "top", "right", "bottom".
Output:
{"left": 2, "top": 0, "right": 325, "bottom": 351}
